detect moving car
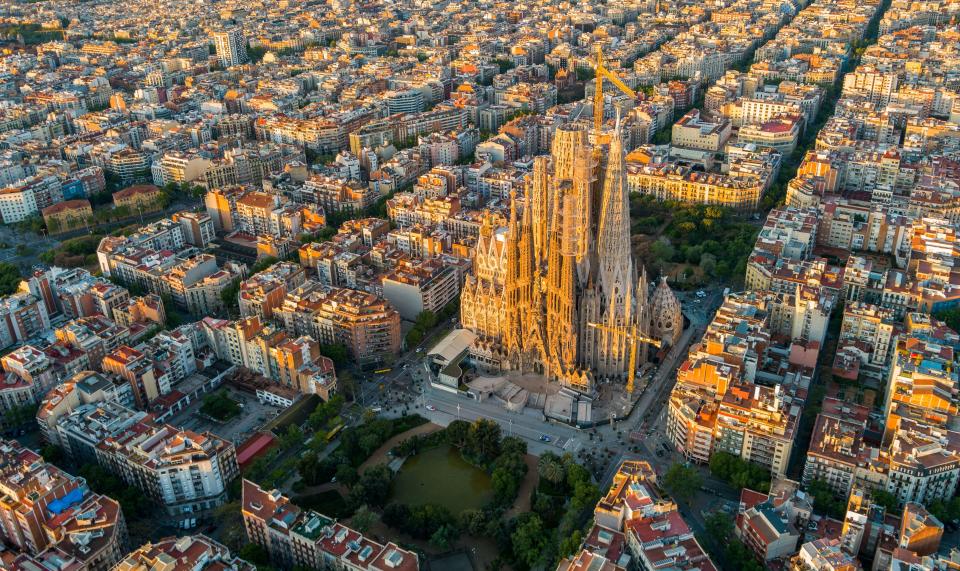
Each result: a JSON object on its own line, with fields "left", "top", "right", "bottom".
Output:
{"left": 539, "top": 435, "right": 552, "bottom": 442}
{"left": 426, "top": 404, "right": 437, "bottom": 411}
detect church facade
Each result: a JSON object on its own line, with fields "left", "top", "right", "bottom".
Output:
{"left": 460, "top": 123, "right": 655, "bottom": 393}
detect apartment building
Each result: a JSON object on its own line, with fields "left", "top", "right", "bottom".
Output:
{"left": 387, "top": 225, "right": 449, "bottom": 259}
{"left": 837, "top": 302, "right": 900, "bottom": 376}
{"left": 745, "top": 207, "right": 819, "bottom": 291}
{"left": 62, "top": 278, "right": 131, "bottom": 322}
{"left": 0, "top": 440, "right": 126, "bottom": 570}
{"left": 234, "top": 191, "right": 302, "bottom": 238}
{"left": 0, "top": 185, "right": 39, "bottom": 223}
{"left": 835, "top": 217, "right": 960, "bottom": 319}
{"left": 112, "top": 295, "right": 166, "bottom": 334}
{"left": 714, "top": 383, "right": 800, "bottom": 479}
{"left": 842, "top": 67, "right": 898, "bottom": 107}
{"left": 790, "top": 538, "right": 861, "bottom": 571}
{"left": 55, "top": 315, "right": 130, "bottom": 370}
{"left": 381, "top": 258, "right": 459, "bottom": 320}
{"left": 626, "top": 161, "right": 768, "bottom": 211}
{"left": 53, "top": 398, "right": 148, "bottom": 465}
{"left": 114, "top": 535, "right": 255, "bottom": 571}
{"left": 722, "top": 94, "right": 810, "bottom": 128}
{"left": 884, "top": 417, "right": 960, "bottom": 507}
{"left": 883, "top": 314, "right": 959, "bottom": 433}
{"left": 172, "top": 211, "right": 216, "bottom": 248}
{"left": 1, "top": 343, "right": 58, "bottom": 398}
{"left": 241, "top": 480, "right": 419, "bottom": 571}
{"left": 667, "top": 292, "right": 815, "bottom": 477}
{"left": 672, "top": 109, "right": 731, "bottom": 152}
{"left": 200, "top": 315, "right": 336, "bottom": 397}
{"left": 185, "top": 268, "right": 242, "bottom": 316}
{"left": 737, "top": 114, "right": 803, "bottom": 155}
{"left": 205, "top": 186, "right": 245, "bottom": 232}
{"left": 817, "top": 198, "right": 912, "bottom": 259}
{"left": 736, "top": 485, "right": 812, "bottom": 563}
{"left": 255, "top": 108, "right": 376, "bottom": 154}
{"left": 0, "top": 292, "right": 51, "bottom": 350}
{"left": 557, "top": 550, "right": 625, "bottom": 571}
{"left": 98, "top": 232, "right": 223, "bottom": 311}
{"left": 212, "top": 28, "right": 249, "bottom": 68}
{"left": 152, "top": 152, "right": 212, "bottom": 187}
{"left": 96, "top": 423, "right": 238, "bottom": 515}
{"left": 897, "top": 503, "right": 944, "bottom": 557}
{"left": 101, "top": 344, "right": 168, "bottom": 410}
{"left": 803, "top": 398, "right": 877, "bottom": 497}
{"left": 300, "top": 176, "right": 381, "bottom": 215}
{"left": 35, "top": 370, "right": 133, "bottom": 448}
{"left": 575, "top": 460, "right": 716, "bottom": 571}
{"left": 273, "top": 282, "right": 401, "bottom": 361}
{"left": 239, "top": 262, "right": 307, "bottom": 322}
{"left": 94, "top": 147, "right": 152, "bottom": 184}
{"left": 906, "top": 218, "right": 960, "bottom": 314}
{"left": 838, "top": 486, "right": 892, "bottom": 562}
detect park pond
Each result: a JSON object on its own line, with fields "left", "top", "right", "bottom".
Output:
{"left": 390, "top": 445, "right": 493, "bottom": 512}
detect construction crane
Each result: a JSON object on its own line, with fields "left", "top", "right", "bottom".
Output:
{"left": 588, "top": 321, "right": 661, "bottom": 395}
{"left": 592, "top": 44, "right": 638, "bottom": 132}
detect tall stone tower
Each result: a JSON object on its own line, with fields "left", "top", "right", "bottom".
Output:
{"left": 581, "top": 127, "right": 649, "bottom": 379}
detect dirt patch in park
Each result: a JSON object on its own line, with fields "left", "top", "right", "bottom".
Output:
{"left": 505, "top": 454, "right": 539, "bottom": 518}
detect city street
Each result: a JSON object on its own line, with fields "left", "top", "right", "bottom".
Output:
{"left": 418, "top": 384, "right": 586, "bottom": 456}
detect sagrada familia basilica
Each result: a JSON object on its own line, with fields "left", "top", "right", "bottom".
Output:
{"left": 460, "top": 122, "right": 682, "bottom": 393}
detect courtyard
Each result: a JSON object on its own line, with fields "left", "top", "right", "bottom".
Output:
{"left": 164, "top": 384, "right": 285, "bottom": 445}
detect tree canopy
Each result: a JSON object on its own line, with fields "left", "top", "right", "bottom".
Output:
{"left": 662, "top": 463, "right": 702, "bottom": 502}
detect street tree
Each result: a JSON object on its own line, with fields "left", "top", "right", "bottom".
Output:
{"left": 662, "top": 463, "right": 701, "bottom": 503}
{"left": 510, "top": 513, "right": 548, "bottom": 569}
{"left": 465, "top": 418, "right": 502, "bottom": 465}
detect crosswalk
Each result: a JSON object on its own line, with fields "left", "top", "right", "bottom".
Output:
{"left": 563, "top": 438, "right": 582, "bottom": 453}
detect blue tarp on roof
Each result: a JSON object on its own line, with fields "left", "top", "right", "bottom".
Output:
{"left": 920, "top": 358, "right": 943, "bottom": 372}
{"left": 47, "top": 487, "right": 84, "bottom": 515}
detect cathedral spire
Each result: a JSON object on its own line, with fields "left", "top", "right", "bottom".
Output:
{"left": 508, "top": 190, "right": 519, "bottom": 240}
{"left": 596, "top": 122, "right": 633, "bottom": 298}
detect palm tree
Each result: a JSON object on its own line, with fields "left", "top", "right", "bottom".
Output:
{"left": 538, "top": 455, "right": 564, "bottom": 484}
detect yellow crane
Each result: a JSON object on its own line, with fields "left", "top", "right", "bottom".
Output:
{"left": 588, "top": 321, "right": 661, "bottom": 394}
{"left": 592, "top": 44, "right": 638, "bottom": 132}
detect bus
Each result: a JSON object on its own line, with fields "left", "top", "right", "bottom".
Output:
{"left": 373, "top": 368, "right": 392, "bottom": 375}
{"left": 325, "top": 423, "right": 345, "bottom": 443}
